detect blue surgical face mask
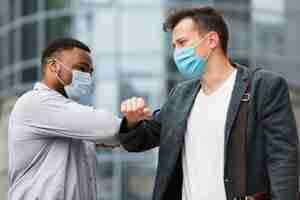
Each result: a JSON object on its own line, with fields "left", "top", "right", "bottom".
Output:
{"left": 173, "top": 34, "right": 211, "bottom": 79}
{"left": 55, "top": 60, "right": 92, "bottom": 101}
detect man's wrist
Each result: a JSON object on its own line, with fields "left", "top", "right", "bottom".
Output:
{"left": 120, "top": 117, "right": 141, "bottom": 133}
{"left": 126, "top": 119, "right": 139, "bottom": 129}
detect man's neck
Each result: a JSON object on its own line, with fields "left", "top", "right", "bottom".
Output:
{"left": 42, "top": 78, "right": 67, "bottom": 97}
{"left": 200, "top": 53, "right": 235, "bottom": 95}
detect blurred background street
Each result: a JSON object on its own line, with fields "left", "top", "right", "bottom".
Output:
{"left": 0, "top": 0, "right": 300, "bottom": 199}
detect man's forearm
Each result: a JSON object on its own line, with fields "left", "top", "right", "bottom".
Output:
{"left": 119, "top": 119, "right": 160, "bottom": 152}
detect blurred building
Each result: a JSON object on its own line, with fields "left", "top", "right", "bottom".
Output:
{"left": 0, "top": 0, "right": 300, "bottom": 200}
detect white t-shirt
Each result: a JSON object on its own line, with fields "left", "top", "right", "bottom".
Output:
{"left": 182, "top": 69, "right": 237, "bottom": 200}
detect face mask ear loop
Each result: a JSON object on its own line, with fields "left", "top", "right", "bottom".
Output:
{"left": 193, "top": 33, "right": 214, "bottom": 60}
{"left": 193, "top": 32, "right": 210, "bottom": 48}
{"left": 205, "top": 48, "right": 214, "bottom": 60}
{"left": 54, "top": 60, "right": 69, "bottom": 86}
{"left": 56, "top": 73, "right": 68, "bottom": 86}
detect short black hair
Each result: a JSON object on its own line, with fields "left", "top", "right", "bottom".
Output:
{"left": 163, "top": 6, "right": 229, "bottom": 54}
{"left": 41, "top": 37, "right": 91, "bottom": 74}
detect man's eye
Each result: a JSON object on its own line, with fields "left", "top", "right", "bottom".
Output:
{"left": 180, "top": 40, "right": 187, "bottom": 45}
{"left": 79, "top": 67, "right": 86, "bottom": 72}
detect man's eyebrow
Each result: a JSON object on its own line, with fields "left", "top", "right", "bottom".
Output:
{"left": 177, "top": 36, "right": 187, "bottom": 41}
{"left": 76, "top": 62, "right": 91, "bottom": 67}
{"left": 171, "top": 36, "right": 187, "bottom": 47}
{"left": 172, "top": 35, "right": 187, "bottom": 43}
{"left": 76, "top": 62, "right": 94, "bottom": 72}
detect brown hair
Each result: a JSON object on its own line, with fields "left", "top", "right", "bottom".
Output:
{"left": 163, "top": 6, "right": 229, "bottom": 54}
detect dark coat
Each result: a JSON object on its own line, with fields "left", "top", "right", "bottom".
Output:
{"left": 119, "top": 64, "right": 299, "bottom": 200}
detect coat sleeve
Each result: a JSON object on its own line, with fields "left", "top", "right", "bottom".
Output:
{"left": 118, "top": 109, "right": 162, "bottom": 152}
{"left": 19, "top": 97, "right": 121, "bottom": 143}
{"left": 118, "top": 87, "right": 177, "bottom": 152}
{"left": 261, "top": 74, "right": 299, "bottom": 200}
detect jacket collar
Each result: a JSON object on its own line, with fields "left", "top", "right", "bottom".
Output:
{"left": 33, "top": 82, "right": 51, "bottom": 90}
{"left": 33, "top": 82, "right": 68, "bottom": 98}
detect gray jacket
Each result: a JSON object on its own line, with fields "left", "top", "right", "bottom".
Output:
{"left": 8, "top": 82, "right": 121, "bottom": 200}
{"left": 119, "top": 64, "right": 299, "bottom": 200}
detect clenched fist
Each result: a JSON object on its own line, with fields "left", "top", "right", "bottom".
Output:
{"left": 121, "top": 97, "right": 151, "bottom": 129}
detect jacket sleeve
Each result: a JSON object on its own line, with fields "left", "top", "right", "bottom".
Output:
{"left": 118, "top": 87, "right": 177, "bottom": 152}
{"left": 118, "top": 109, "right": 162, "bottom": 152}
{"left": 261, "top": 75, "right": 299, "bottom": 200}
{"left": 20, "top": 98, "right": 121, "bottom": 143}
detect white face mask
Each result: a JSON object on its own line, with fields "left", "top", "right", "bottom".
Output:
{"left": 55, "top": 59, "right": 92, "bottom": 101}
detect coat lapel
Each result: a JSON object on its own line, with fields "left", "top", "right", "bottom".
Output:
{"left": 224, "top": 65, "right": 250, "bottom": 165}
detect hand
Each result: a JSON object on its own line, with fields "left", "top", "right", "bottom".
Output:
{"left": 121, "top": 97, "right": 151, "bottom": 129}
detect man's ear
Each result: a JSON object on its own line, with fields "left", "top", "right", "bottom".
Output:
{"left": 208, "top": 32, "right": 219, "bottom": 49}
{"left": 48, "top": 59, "right": 59, "bottom": 73}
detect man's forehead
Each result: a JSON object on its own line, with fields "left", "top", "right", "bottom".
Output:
{"left": 172, "top": 18, "right": 199, "bottom": 40}
{"left": 61, "top": 48, "right": 92, "bottom": 65}
{"left": 174, "top": 18, "right": 195, "bottom": 32}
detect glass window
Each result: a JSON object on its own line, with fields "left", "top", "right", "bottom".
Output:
{"left": 120, "top": 9, "right": 163, "bottom": 54}
{"left": 0, "top": 34, "right": 9, "bottom": 68}
{"left": 46, "top": 17, "right": 72, "bottom": 43}
{"left": 82, "top": 0, "right": 113, "bottom": 4}
{"left": 21, "top": 66, "right": 38, "bottom": 83}
{"left": 22, "top": 0, "right": 38, "bottom": 16}
{"left": 8, "top": 72, "right": 14, "bottom": 89}
{"left": 96, "top": 148, "right": 158, "bottom": 200}
{"left": 226, "top": 14, "right": 251, "bottom": 53}
{"left": 46, "top": 0, "right": 68, "bottom": 10}
{"left": 21, "top": 22, "right": 38, "bottom": 60}
{"left": 9, "top": 0, "right": 16, "bottom": 22}
{"left": 252, "top": 0, "right": 285, "bottom": 59}
{"left": 0, "top": 79, "right": 3, "bottom": 91}
{"left": 120, "top": 55, "right": 165, "bottom": 75}
{"left": 0, "top": 35, "right": 4, "bottom": 70}
{"left": 93, "top": 56, "right": 118, "bottom": 81}
{"left": 120, "top": 155, "right": 157, "bottom": 200}
{"left": 253, "top": 23, "right": 285, "bottom": 58}
{"left": 93, "top": 56, "right": 119, "bottom": 112}
{"left": 164, "top": 0, "right": 212, "bottom": 7}
{"left": 45, "top": 0, "right": 72, "bottom": 44}
{"left": 0, "top": 13, "right": 4, "bottom": 26}
{"left": 8, "top": 30, "right": 15, "bottom": 65}
{"left": 96, "top": 156, "right": 116, "bottom": 200}
{"left": 0, "top": 1, "right": 4, "bottom": 25}
{"left": 86, "top": 10, "right": 116, "bottom": 54}
{"left": 119, "top": 0, "right": 161, "bottom": 6}
{"left": 120, "top": 77, "right": 166, "bottom": 107}
{"left": 290, "top": 88, "right": 300, "bottom": 133}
